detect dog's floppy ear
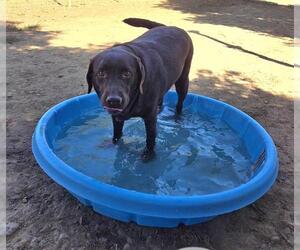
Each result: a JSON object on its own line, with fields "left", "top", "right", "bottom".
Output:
{"left": 86, "top": 59, "right": 94, "bottom": 94}
{"left": 136, "top": 57, "right": 145, "bottom": 95}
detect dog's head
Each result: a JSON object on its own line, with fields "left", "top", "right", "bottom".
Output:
{"left": 86, "top": 47, "right": 145, "bottom": 115}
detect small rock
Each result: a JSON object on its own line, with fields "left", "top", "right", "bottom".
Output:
{"left": 22, "top": 197, "right": 28, "bottom": 203}
{"left": 30, "top": 237, "right": 40, "bottom": 247}
{"left": 40, "top": 224, "right": 52, "bottom": 234}
{"left": 58, "top": 232, "right": 69, "bottom": 241}
{"left": 6, "top": 222, "right": 19, "bottom": 236}
{"left": 123, "top": 243, "right": 131, "bottom": 250}
{"left": 117, "top": 228, "right": 126, "bottom": 238}
{"left": 79, "top": 216, "right": 83, "bottom": 225}
{"left": 271, "top": 235, "right": 280, "bottom": 242}
{"left": 57, "top": 233, "right": 70, "bottom": 249}
{"left": 264, "top": 100, "right": 269, "bottom": 104}
{"left": 126, "top": 237, "right": 133, "bottom": 244}
{"left": 98, "top": 237, "right": 107, "bottom": 244}
{"left": 260, "top": 243, "right": 267, "bottom": 249}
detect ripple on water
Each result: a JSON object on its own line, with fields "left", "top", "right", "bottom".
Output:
{"left": 53, "top": 106, "right": 253, "bottom": 195}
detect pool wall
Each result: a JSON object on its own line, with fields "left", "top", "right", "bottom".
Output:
{"left": 32, "top": 91, "right": 278, "bottom": 227}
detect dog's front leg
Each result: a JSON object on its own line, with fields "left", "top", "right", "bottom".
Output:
{"left": 112, "top": 116, "right": 124, "bottom": 144}
{"left": 142, "top": 115, "right": 157, "bottom": 162}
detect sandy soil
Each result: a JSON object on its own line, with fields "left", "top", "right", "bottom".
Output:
{"left": 6, "top": 0, "right": 294, "bottom": 249}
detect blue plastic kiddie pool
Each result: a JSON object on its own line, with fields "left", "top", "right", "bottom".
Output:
{"left": 32, "top": 91, "right": 278, "bottom": 227}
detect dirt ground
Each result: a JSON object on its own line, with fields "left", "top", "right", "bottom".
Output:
{"left": 5, "top": 0, "right": 294, "bottom": 249}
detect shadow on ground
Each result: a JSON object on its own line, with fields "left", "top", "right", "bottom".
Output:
{"left": 188, "top": 30, "right": 295, "bottom": 68}
{"left": 156, "top": 0, "right": 294, "bottom": 38}
{"left": 6, "top": 22, "right": 293, "bottom": 250}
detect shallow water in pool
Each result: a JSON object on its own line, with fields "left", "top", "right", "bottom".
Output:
{"left": 53, "top": 105, "right": 253, "bottom": 195}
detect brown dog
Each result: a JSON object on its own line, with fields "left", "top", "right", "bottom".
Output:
{"left": 87, "top": 18, "right": 193, "bottom": 161}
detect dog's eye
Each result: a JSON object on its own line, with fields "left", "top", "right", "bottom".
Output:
{"left": 121, "top": 71, "right": 131, "bottom": 79}
{"left": 96, "top": 71, "right": 107, "bottom": 79}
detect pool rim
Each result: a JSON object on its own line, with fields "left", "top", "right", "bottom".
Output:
{"left": 32, "top": 91, "right": 278, "bottom": 219}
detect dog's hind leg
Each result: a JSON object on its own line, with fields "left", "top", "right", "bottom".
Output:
{"left": 175, "top": 79, "right": 189, "bottom": 115}
{"left": 175, "top": 49, "right": 193, "bottom": 114}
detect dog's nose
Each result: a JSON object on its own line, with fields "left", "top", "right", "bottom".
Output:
{"left": 106, "top": 95, "right": 122, "bottom": 106}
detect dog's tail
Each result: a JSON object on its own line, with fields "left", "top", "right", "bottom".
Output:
{"left": 123, "top": 18, "right": 165, "bottom": 29}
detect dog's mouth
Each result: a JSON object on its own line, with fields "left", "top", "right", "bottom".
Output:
{"left": 104, "top": 106, "right": 124, "bottom": 114}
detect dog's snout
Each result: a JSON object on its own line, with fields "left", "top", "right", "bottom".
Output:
{"left": 106, "top": 95, "right": 122, "bottom": 106}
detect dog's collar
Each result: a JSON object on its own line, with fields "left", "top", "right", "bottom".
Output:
{"left": 113, "top": 44, "right": 145, "bottom": 95}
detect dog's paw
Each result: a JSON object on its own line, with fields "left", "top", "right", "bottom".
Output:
{"left": 112, "top": 137, "right": 121, "bottom": 144}
{"left": 112, "top": 132, "right": 123, "bottom": 144}
{"left": 141, "top": 148, "right": 155, "bottom": 162}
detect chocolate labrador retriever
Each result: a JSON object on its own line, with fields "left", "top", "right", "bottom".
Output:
{"left": 86, "top": 18, "right": 193, "bottom": 161}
